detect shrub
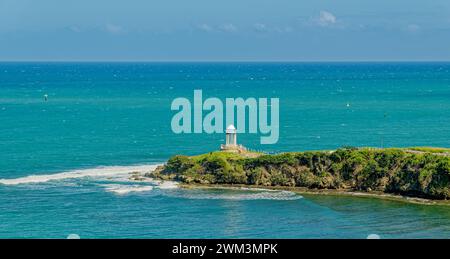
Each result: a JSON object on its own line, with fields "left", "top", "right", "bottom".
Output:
{"left": 157, "top": 149, "right": 450, "bottom": 200}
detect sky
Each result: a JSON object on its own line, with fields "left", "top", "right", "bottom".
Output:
{"left": 1, "top": 0, "right": 450, "bottom": 61}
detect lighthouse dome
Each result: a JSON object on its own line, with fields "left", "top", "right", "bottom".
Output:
{"left": 226, "top": 124, "right": 236, "bottom": 134}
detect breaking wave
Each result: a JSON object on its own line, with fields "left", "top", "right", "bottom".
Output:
{"left": 153, "top": 180, "right": 179, "bottom": 189}
{"left": 100, "top": 180, "right": 178, "bottom": 195}
{"left": 0, "top": 164, "right": 162, "bottom": 185}
{"left": 101, "top": 184, "right": 154, "bottom": 195}
{"left": 170, "top": 190, "right": 302, "bottom": 201}
{"left": 0, "top": 164, "right": 301, "bottom": 201}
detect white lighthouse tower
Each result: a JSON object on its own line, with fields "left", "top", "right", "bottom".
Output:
{"left": 226, "top": 124, "right": 237, "bottom": 146}
{"left": 221, "top": 124, "right": 246, "bottom": 152}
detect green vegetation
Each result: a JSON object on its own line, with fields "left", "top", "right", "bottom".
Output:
{"left": 153, "top": 148, "right": 450, "bottom": 200}
{"left": 407, "top": 147, "right": 450, "bottom": 154}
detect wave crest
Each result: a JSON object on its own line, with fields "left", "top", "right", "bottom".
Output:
{"left": 102, "top": 184, "right": 153, "bottom": 195}
{"left": 171, "top": 190, "right": 302, "bottom": 201}
{"left": 0, "top": 164, "right": 161, "bottom": 185}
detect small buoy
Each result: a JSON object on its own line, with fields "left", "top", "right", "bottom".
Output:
{"left": 346, "top": 102, "right": 350, "bottom": 107}
{"left": 43, "top": 94, "right": 48, "bottom": 102}
{"left": 367, "top": 234, "right": 381, "bottom": 239}
{"left": 67, "top": 234, "right": 80, "bottom": 239}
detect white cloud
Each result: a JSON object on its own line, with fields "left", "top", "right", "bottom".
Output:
{"left": 105, "top": 23, "right": 124, "bottom": 34}
{"left": 196, "top": 23, "right": 237, "bottom": 33}
{"left": 219, "top": 23, "right": 237, "bottom": 33}
{"left": 317, "top": 11, "right": 337, "bottom": 27}
{"left": 253, "top": 23, "right": 293, "bottom": 33}
{"left": 198, "top": 23, "right": 213, "bottom": 32}
{"left": 197, "top": 22, "right": 293, "bottom": 34}
{"left": 253, "top": 23, "right": 268, "bottom": 32}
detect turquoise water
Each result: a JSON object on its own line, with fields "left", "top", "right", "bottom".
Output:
{"left": 0, "top": 62, "right": 450, "bottom": 238}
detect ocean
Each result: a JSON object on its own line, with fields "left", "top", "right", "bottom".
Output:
{"left": 0, "top": 62, "right": 449, "bottom": 238}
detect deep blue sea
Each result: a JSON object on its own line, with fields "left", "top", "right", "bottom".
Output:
{"left": 1, "top": 62, "right": 449, "bottom": 238}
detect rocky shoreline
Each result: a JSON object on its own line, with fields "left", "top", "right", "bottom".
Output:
{"left": 175, "top": 183, "right": 450, "bottom": 206}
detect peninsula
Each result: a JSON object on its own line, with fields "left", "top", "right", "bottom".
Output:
{"left": 148, "top": 124, "right": 450, "bottom": 203}
{"left": 150, "top": 147, "right": 450, "bottom": 202}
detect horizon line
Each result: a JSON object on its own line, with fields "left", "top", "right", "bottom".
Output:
{"left": 1, "top": 60, "right": 450, "bottom": 63}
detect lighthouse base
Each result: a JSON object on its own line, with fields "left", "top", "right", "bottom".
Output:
{"left": 220, "top": 144, "right": 247, "bottom": 153}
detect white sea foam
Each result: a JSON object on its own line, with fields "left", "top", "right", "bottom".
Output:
{"left": 0, "top": 164, "right": 161, "bottom": 185}
{"left": 173, "top": 190, "right": 302, "bottom": 201}
{"left": 67, "top": 234, "right": 81, "bottom": 239}
{"left": 142, "top": 178, "right": 179, "bottom": 189}
{"left": 157, "top": 181, "right": 179, "bottom": 189}
{"left": 367, "top": 234, "right": 381, "bottom": 239}
{"left": 220, "top": 186, "right": 278, "bottom": 192}
{"left": 102, "top": 184, "right": 153, "bottom": 195}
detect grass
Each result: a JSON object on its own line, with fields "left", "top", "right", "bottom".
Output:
{"left": 190, "top": 151, "right": 244, "bottom": 162}
{"left": 190, "top": 150, "right": 263, "bottom": 161}
{"left": 407, "top": 147, "right": 450, "bottom": 154}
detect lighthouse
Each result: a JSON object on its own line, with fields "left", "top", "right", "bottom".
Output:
{"left": 225, "top": 124, "right": 237, "bottom": 146}
{"left": 221, "top": 124, "right": 246, "bottom": 152}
